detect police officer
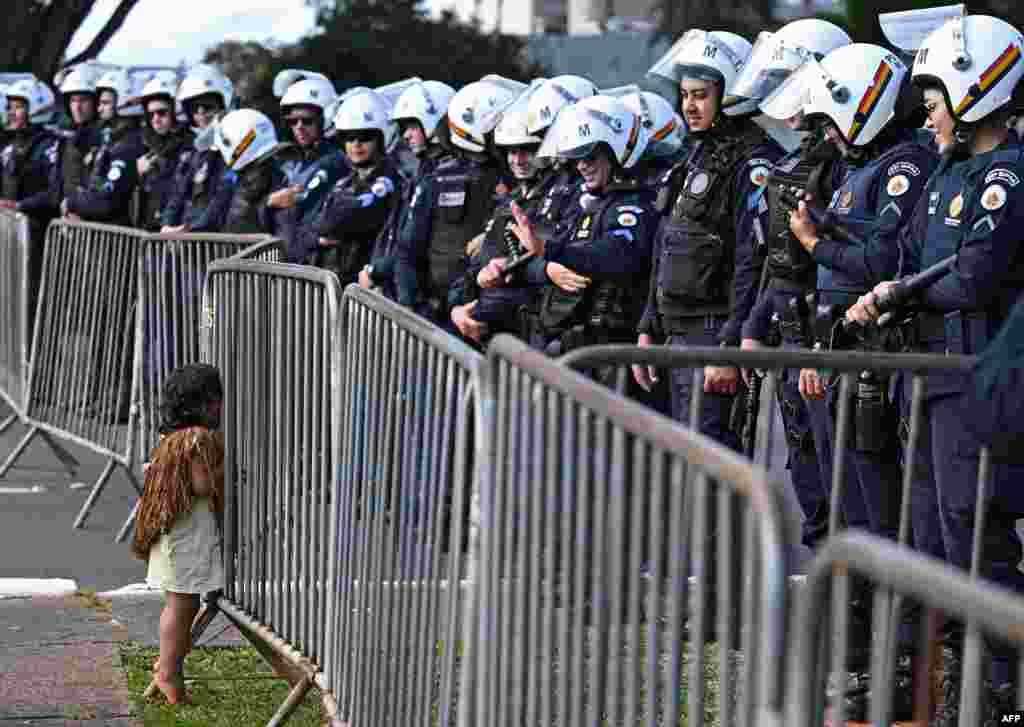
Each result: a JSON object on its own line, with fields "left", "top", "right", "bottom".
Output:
{"left": 135, "top": 77, "right": 194, "bottom": 231}
{"left": 270, "top": 76, "right": 347, "bottom": 236}
{"left": 510, "top": 95, "right": 656, "bottom": 361}
{"left": 213, "top": 109, "right": 293, "bottom": 235}
{"left": 300, "top": 90, "right": 403, "bottom": 284}
{"left": 847, "top": 14, "right": 1024, "bottom": 723}
{"left": 636, "top": 29, "right": 784, "bottom": 450}
{"left": 449, "top": 100, "right": 558, "bottom": 344}
{"left": 63, "top": 68, "right": 146, "bottom": 226}
{"left": 358, "top": 80, "right": 457, "bottom": 295}
{"left": 619, "top": 90, "right": 688, "bottom": 195}
{"left": 161, "top": 64, "right": 234, "bottom": 234}
{"left": 393, "top": 80, "right": 510, "bottom": 325}
{"left": 736, "top": 19, "right": 852, "bottom": 554}
{"left": 785, "top": 41, "right": 939, "bottom": 722}
{"left": 46, "top": 66, "right": 104, "bottom": 221}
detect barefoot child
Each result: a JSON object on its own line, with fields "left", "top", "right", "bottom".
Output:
{"left": 131, "top": 363, "right": 225, "bottom": 705}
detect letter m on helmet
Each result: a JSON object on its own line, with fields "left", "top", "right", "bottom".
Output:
{"left": 578, "top": 123, "right": 591, "bottom": 137}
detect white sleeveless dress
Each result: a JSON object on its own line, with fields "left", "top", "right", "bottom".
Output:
{"left": 145, "top": 496, "right": 224, "bottom": 595}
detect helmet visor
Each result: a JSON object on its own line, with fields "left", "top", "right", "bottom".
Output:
{"left": 759, "top": 58, "right": 822, "bottom": 121}
{"left": 647, "top": 30, "right": 738, "bottom": 85}
{"left": 373, "top": 77, "right": 421, "bottom": 106}
{"left": 880, "top": 3, "right": 964, "bottom": 53}
{"left": 733, "top": 32, "right": 811, "bottom": 102}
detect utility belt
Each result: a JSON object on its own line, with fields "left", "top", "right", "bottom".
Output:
{"left": 658, "top": 307, "right": 729, "bottom": 336}
{"left": 915, "top": 310, "right": 999, "bottom": 356}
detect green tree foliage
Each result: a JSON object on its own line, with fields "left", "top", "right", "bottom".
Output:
{"left": 203, "top": 0, "right": 546, "bottom": 112}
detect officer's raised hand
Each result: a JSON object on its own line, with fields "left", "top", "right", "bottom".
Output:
{"left": 478, "top": 257, "right": 509, "bottom": 289}
{"left": 704, "top": 365, "right": 739, "bottom": 395}
{"left": 545, "top": 262, "right": 590, "bottom": 293}
{"left": 789, "top": 198, "right": 819, "bottom": 253}
{"left": 267, "top": 184, "right": 303, "bottom": 210}
{"left": 510, "top": 201, "right": 543, "bottom": 257}
{"left": 845, "top": 280, "right": 899, "bottom": 324}
{"left": 632, "top": 333, "right": 659, "bottom": 392}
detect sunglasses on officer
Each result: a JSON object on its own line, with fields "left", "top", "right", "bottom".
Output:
{"left": 342, "top": 130, "right": 378, "bottom": 144}
{"left": 148, "top": 107, "right": 173, "bottom": 120}
{"left": 287, "top": 115, "right": 319, "bottom": 128}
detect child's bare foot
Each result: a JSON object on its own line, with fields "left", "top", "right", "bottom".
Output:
{"left": 153, "top": 672, "right": 192, "bottom": 705}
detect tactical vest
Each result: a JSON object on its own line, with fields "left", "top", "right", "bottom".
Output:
{"left": 764, "top": 139, "right": 840, "bottom": 287}
{"left": 0, "top": 135, "right": 32, "bottom": 200}
{"left": 657, "top": 122, "right": 771, "bottom": 314}
{"left": 61, "top": 125, "right": 100, "bottom": 198}
{"left": 224, "top": 164, "right": 273, "bottom": 234}
{"left": 427, "top": 159, "right": 500, "bottom": 297}
{"left": 138, "top": 129, "right": 192, "bottom": 230}
{"left": 533, "top": 167, "right": 581, "bottom": 241}
{"left": 184, "top": 150, "right": 220, "bottom": 221}
{"left": 539, "top": 183, "right": 648, "bottom": 335}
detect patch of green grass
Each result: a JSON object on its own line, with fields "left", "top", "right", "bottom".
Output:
{"left": 119, "top": 643, "right": 324, "bottom": 727}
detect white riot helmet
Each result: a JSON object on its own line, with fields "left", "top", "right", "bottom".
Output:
{"left": 280, "top": 77, "right": 337, "bottom": 123}
{"left": 215, "top": 109, "right": 283, "bottom": 172}
{"left": 447, "top": 81, "right": 518, "bottom": 154}
{"left": 333, "top": 89, "right": 398, "bottom": 150}
{"left": 494, "top": 108, "right": 543, "bottom": 147}
{"left": 648, "top": 29, "right": 754, "bottom": 117}
{"left": 139, "top": 76, "right": 177, "bottom": 110}
{"left": 5, "top": 78, "right": 56, "bottom": 125}
{"left": 912, "top": 15, "right": 1024, "bottom": 126}
{"left": 800, "top": 44, "right": 908, "bottom": 147}
{"left": 540, "top": 95, "right": 647, "bottom": 170}
{"left": 390, "top": 80, "right": 456, "bottom": 142}
{"left": 273, "top": 69, "right": 331, "bottom": 99}
{"left": 733, "top": 20, "right": 852, "bottom": 109}
{"left": 96, "top": 69, "right": 144, "bottom": 116}
{"left": 525, "top": 75, "right": 598, "bottom": 136}
{"left": 177, "top": 64, "right": 234, "bottom": 111}
{"left": 59, "top": 65, "right": 101, "bottom": 97}
{"left": 620, "top": 91, "right": 684, "bottom": 158}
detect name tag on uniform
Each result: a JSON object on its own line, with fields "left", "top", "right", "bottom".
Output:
{"left": 439, "top": 190, "right": 466, "bottom": 207}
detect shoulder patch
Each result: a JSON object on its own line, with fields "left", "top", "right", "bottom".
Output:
{"left": 307, "top": 170, "right": 326, "bottom": 191}
{"left": 985, "top": 168, "right": 1020, "bottom": 188}
{"left": 980, "top": 183, "right": 1008, "bottom": 211}
{"left": 887, "top": 174, "right": 911, "bottom": 197}
{"left": 371, "top": 177, "right": 395, "bottom": 198}
{"left": 888, "top": 161, "right": 921, "bottom": 177}
{"left": 617, "top": 212, "right": 638, "bottom": 227}
{"left": 749, "top": 165, "right": 770, "bottom": 187}
{"left": 107, "top": 165, "right": 122, "bottom": 182}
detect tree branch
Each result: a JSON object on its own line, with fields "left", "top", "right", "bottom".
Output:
{"left": 62, "top": 0, "right": 143, "bottom": 68}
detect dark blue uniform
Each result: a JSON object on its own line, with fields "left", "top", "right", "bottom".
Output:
{"left": 639, "top": 116, "right": 783, "bottom": 450}
{"left": 220, "top": 160, "right": 293, "bottom": 237}
{"left": 42, "top": 120, "right": 103, "bottom": 216}
{"left": 4, "top": 127, "right": 57, "bottom": 218}
{"left": 160, "top": 147, "right": 230, "bottom": 232}
{"left": 899, "top": 136, "right": 1024, "bottom": 686}
{"left": 135, "top": 126, "right": 194, "bottom": 231}
{"left": 809, "top": 132, "right": 938, "bottom": 544}
{"left": 394, "top": 152, "right": 503, "bottom": 322}
{"left": 65, "top": 120, "right": 146, "bottom": 226}
{"left": 743, "top": 135, "right": 846, "bottom": 550}
{"left": 296, "top": 156, "right": 404, "bottom": 284}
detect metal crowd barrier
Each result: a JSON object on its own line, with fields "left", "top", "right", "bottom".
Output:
{"left": 787, "top": 532, "right": 1024, "bottom": 726}
{"left": 466, "top": 335, "right": 796, "bottom": 727}
{"left": 328, "top": 285, "right": 482, "bottom": 726}
{"left": 0, "top": 220, "right": 141, "bottom": 494}
{"left": 113, "top": 233, "right": 285, "bottom": 541}
{"left": 0, "top": 209, "right": 31, "bottom": 432}
{"left": 203, "top": 258, "right": 346, "bottom": 725}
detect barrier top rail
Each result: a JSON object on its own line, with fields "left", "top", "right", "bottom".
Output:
{"left": 787, "top": 531, "right": 1024, "bottom": 725}
{"left": 483, "top": 333, "right": 798, "bottom": 717}
{"left": 560, "top": 343, "right": 977, "bottom": 375}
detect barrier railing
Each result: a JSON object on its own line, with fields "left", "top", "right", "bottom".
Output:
{"left": 114, "top": 233, "right": 285, "bottom": 540}
{"left": 468, "top": 335, "right": 797, "bottom": 727}
{"left": 329, "top": 285, "right": 482, "bottom": 726}
{"left": 0, "top": 210, "right": 32, "bottom": 431}
{"left": 203, "top": 258, "right": 346, "bottom": 724}
{"left": 787, "top": 532, "right": 1024, "bottom": 725}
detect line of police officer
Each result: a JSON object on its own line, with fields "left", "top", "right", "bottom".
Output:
{"left": 3, "top": 9, "right": 1024, "bottom": 721}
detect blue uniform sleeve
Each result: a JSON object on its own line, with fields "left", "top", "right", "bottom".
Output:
{"left": 922, "top": 165, "right": 1024, "bottom": 312}
{"left": 721, "top": 148, "right": 780, "bottom": 345}
{"left": 394, "top": 177, "right": 434, "bottom": 307}
{"left": 66, "top": 151, "right": 139, "bottom": 220}
{"left": 741, "top": 290, "right": 776, "bottom": 341}
{"left": 549, "top": 202, "right": 654, "bottom": 278}
{"left": 961, "top": 296, "right": 1024, "bottom": 449}
{"left": 812, "top": 148, "right": 938, "bottom": 286}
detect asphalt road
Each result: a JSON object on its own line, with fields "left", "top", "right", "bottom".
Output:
{"left": 0, "top": 409, "right": 146, "bottom": 593}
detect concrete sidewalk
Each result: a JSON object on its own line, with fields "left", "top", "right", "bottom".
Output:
{"left": 0, "top": 589, "right": 244, "bottom": 726}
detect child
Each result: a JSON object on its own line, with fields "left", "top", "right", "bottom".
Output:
{"left": 131, "top": 363, "right": 225, "bottom": 705}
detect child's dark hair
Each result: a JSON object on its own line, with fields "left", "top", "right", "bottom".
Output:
{"left": 159, "top": 364, "right": 223, "bottom": 434}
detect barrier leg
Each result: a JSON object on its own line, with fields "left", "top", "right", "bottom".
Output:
{"left": 116, "top": 501, "right": 139, "bottom": 544}
{"left": 37, "top": 429, "right": 80, "bottom": 476}
{"left": 73, "top": 459, "right": 117, "bottom": 530}
{"left": 0, "top": 426, "right": 40, "bottom": 476}
{"left": 143, "top": 598, "right": 223, "bottom": 701}
{"left": 0, "top": 413, "right": 16, "bottom": 434}
{"left": 266, "top": 677, "right": 313, "bottom": 727}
